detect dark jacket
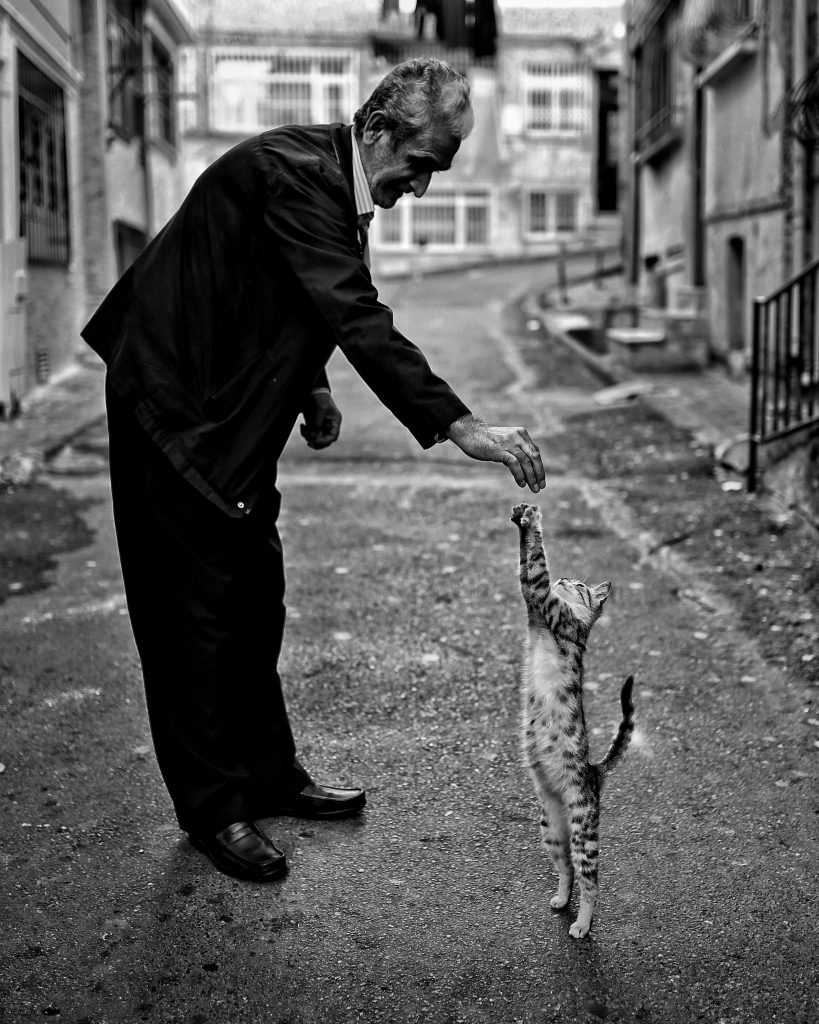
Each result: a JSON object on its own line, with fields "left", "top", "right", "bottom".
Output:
{"left": 82, "top": 123, "right": 470, "bottom": 518}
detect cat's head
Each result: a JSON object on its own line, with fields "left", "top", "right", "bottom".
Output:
{"left": 551, "top": 577, "right": 611, "bottom": 632}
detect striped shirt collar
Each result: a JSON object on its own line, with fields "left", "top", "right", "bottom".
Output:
{"left": 351, "top": 133, "right": 375, "bottom": 221}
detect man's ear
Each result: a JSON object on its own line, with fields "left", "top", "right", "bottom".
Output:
{"left": 362, "top": 110, "right": 389, "bottom": 145}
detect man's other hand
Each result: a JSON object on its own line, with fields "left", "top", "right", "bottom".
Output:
{"left": 444, "top": 414, "right": 545, "bottom": 492}
{"left": 301, "top": 392, "right": 342, "bottom": 449}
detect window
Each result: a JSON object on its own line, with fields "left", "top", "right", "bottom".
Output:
{"left": 525, "top": 191, "right": 579, "bottom": 237}
{"left": 18, "top": 54, "right": 70, "bottom": 265}
{"left": 378, "top": 207, "right": 403, "bottom": 245}
{"left": 413, "top": 200, "right": 456, "bottom": 246}
{"left": 596, "top": 70, "right": 619, "bottom": 212}
{"left": 523, "top": 63, "right": 590, "bottom": 133}
{"left": 114, "top": 220, "right": 147, "bottom": 277}
{"left": 730, "top": 0, "right": 754, "bottom": 18}
{"left": 465, "top": 202, "right": 488, "bottom": 245}
{"left": 106, "top": 0, "right": 143, "bottom": 138}
{"left": 555, "top": 192, "right": 578, "bottom": 232}
{"left": 151, "top": 36, "right": 174, "bottom": 145}
{"left": 177, "top": 46, "right": 197, "bottom": 134}
{"left": 529, "top": 192, "right": 547, "bottom": 234}
{"left": 209, "top": 49, "right": 358, "bottom": 132}
{"left": 635, "top": 0, "right": 680, "bottom": 157}
{"left": 374, "top": 190, "right": 491, "bottom": 250}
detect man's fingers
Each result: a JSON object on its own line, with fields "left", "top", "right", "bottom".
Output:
{"left": 514, "top": 429, "right": 546, "bottom": 488}
{"left": 519, "top": 431, "right": 546, "bottom": 487}
{"left": 502, "top": 444, "right": 543, "bottom": 492}
{"left": 513, "top": 444, "right": 541, "bottom": 492}
{"left": 500, "top": 450, "right": 526, "bottom": 487}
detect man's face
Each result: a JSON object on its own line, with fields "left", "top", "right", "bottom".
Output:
{"left": 359, "top": 113, "right": 461, "bottom": 209}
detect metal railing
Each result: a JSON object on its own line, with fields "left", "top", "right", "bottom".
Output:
{"left": 748, "top": 256, "right": 819, "bottom": 491}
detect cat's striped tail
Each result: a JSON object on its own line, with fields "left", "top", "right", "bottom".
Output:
{"left": 596, "top": 675, "right": 635, "bottom": 777}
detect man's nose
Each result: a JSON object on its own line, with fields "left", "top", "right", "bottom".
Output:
{"left": 411, "top": 171, "right": 432, "bottom": 198}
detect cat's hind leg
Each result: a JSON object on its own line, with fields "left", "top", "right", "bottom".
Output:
{"left": 568, "top": 805, "right": 600, "bottom": 939}
{"left": 538, "top": 791, "right": 574, "bottom": 911}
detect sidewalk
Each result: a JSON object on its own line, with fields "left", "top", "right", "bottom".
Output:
{"left": 529, "top": 274, "right": 752, "bottom": 464}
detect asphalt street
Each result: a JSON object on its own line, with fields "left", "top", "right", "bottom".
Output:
{"left": 0, "top": 261, "right": 816, "bottom": 1024}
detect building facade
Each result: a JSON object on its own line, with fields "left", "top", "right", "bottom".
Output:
{"left": 176, "top": 0, "right": 623, "bottom": 276}
{"left": 0, "top": 0, "right": 83, "bottom": 415}
{"left": 625, "top": 0, "right": 819, "bottom": 368}
{"left": 0, "top": 0, "right": 193, "bottom": 415}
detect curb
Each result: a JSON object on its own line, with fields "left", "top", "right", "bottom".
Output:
{"left": 528, "top": 299, "right": 750, "bottom": 465}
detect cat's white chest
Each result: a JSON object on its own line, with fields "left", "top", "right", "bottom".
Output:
{"left": 523, "top": 627, "right": 565, "bottom": 698}
{"left": 522, "top": 628, "right": 576, "bottom": 776}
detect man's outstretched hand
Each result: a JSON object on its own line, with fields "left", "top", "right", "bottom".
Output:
{"left": 444, "top": 414, "right": 545, "bottom": 492}
{"left": 301, "top": 392, "right": 342, "bottom": 450}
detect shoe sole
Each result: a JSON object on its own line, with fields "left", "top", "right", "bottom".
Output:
{"left": 189, "top": 834, "right": 288, "bottom": 882}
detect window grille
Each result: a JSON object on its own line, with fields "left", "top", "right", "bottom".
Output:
{"left": 375, "top": 190, "right": 491, "bottom": 250}
{"left": 465, "top": 204, "right": 488, "bottom": 245}
{"left": 525, "top": 190, "right": 579, "bottom": 236}
{"left": 18, "top": 54, "right": 70, "bottom": 266}
{"left": 529, "top": 192, "right": 548, "bottom": 234}
{"left": 107, "top": 0, "right": 143, "bottom": 137}
{"left": 379, "top": 207, "right": 403, "bottom": 245}
{"left": 413, "top": 200, "right": 457, "bottom": 246}
{"left": 209, "top": 48, "right": 358, "bottom": 132}
{"left": 635, "top": 1, "right": 679, "bottom": 155}
{"left": 523, "top": 63, "right": 590, "bottom": 133}
{"left": 151, "top": 36, "right": 174, "bottom": 145}
{"left": 731, "top": 0, "right": 754, "bottom": 18}
{"left": 555, "top": 192, "right": 578, "bottom": 232}
{"left": 177, "top": 46, "right": 197, "bottom": 134}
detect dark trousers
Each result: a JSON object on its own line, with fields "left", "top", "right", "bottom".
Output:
{"left": 106, "top": 381, "right": 305, "bottom": 833}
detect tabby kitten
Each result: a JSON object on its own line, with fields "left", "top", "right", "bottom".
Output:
{"left": 510, "top": 502, "right": 635, "bottom": 939}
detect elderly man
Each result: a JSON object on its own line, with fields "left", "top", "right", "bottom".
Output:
{"left": 82, "top": 57, "right": 545, "bottom": 882}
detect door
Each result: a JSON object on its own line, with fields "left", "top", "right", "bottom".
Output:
{"left": 727, "top": 236, "right": 746, "bottom": 353}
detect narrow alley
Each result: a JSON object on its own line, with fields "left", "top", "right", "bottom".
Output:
{"left": 1, "top": 263, "right": 816, "bottom": 1024}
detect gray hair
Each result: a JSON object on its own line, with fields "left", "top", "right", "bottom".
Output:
{"left": 353, "top": 57, "right": 474, "bottom": 146}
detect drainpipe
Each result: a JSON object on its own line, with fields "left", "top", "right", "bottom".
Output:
{"left": 137, "top": 2, "right": 154, "bottom": 240}
{"left": 627, "top": 11, "right": 641, "bottom": 295}
{"left": 781, "top": 0, "right": 795, "bottom": 279}
{"left": 691, "top": 73, "right": 705, "bottom": 288}
{"left": 803, "top": 0, "right": 818, "bottom": 267}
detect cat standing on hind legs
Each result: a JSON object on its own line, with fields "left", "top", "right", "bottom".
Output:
{"left": 510, "top": 502, "right": 635, "bottom": 939}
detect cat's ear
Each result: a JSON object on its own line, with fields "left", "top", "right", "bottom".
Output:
{"left": 594, "top": 581, "right": 612, "bottom": 607}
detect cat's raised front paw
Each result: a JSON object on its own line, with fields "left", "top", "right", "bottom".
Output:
{"left": 510, "top": 503, "right": 540, "bottom": 527}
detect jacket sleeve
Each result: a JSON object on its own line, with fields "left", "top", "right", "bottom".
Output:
{"left": 258, "top": 152, "right": 470, "bottom": 448}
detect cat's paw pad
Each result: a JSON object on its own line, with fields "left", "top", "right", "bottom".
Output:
{"left": 568, "top": 920, "right": 590, "bottom": 940}
{"left": 511, "top": 503, "right": 540, "bottom": 527}
{"left": 549, "top": 893, "right": 570, "bottom": 911}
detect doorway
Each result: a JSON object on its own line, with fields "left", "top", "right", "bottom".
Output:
{"left": 727, "top": 236, "right": 746, "bottom": 366}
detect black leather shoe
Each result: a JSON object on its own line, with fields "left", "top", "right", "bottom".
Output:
{"left": 274, "top": 782, "right": 366, "bottom": 820}
{"left": 189, "top": 821, "right": 287, "bottom": 881}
